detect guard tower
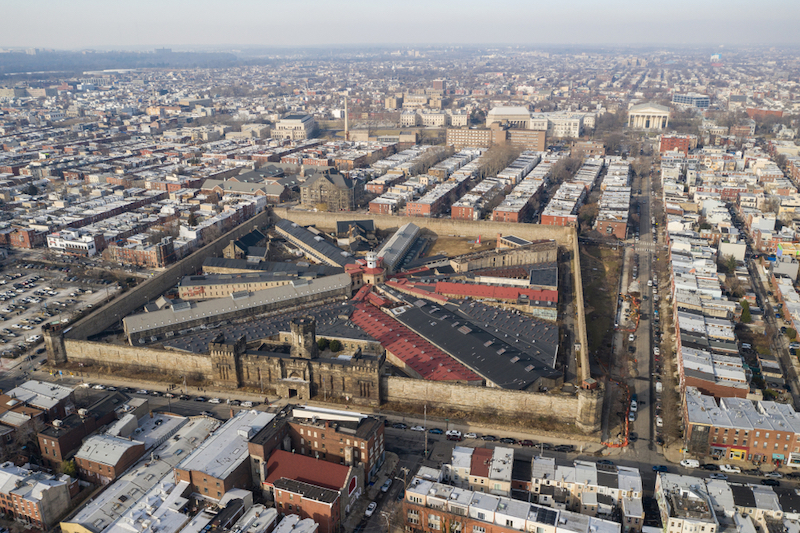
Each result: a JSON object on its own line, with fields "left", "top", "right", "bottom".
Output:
{"left": 290, "top": 316, "right": 318, "bottom": 360}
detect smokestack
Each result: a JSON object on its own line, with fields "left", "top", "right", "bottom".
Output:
{"left": 344, "top": 97, "right": 349, "bottom": 141}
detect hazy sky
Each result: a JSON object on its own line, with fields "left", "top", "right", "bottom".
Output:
{"left": 3, "top": 0, "right": 800, "bottom": 49}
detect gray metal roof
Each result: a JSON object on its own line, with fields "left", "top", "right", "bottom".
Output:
{"left": 276, "top": 219, "right": 354, "bottom": 267}
{"left": 124, "top": 273, "right": 351, "bottom": 335}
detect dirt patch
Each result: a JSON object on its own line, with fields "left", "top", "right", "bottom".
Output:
{"left": 580, "top": 245, "right": 622, "bottom": 361}
{"left": 426, "top": 235, "right": 495, "bottom": 258}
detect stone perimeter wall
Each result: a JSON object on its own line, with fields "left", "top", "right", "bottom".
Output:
{"left": 382, "top": 376, "right": 580, "bottom": 423}
{"left": 270, "top": 207, "right": 573, "bottom": 243}
{"left": 51, "top": 207, "right": 600, "bottom": 433}
{"left": 65, "top": 339, "right": 213, "bottom": 379}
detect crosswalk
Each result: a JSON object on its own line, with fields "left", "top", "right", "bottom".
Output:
{"left": 634, "top": 242, "right": 662, "bottom": 252}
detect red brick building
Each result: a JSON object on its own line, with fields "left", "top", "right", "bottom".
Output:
{"left": 659, "top": 134, "right": 698, "bottom": 155}
{"left": 105, "top": 238, "right": 175, "bottom": 268}
{"left": 75, "top": 435, "right": 145, "bottom": 485}
{"left": 264, "top": 450, "right": 360, "bottom": 533}
{"left": 746, "top": 107, "right": 783, "bottom": 120}
{"left": 595, "top": 219, "right": 628, "bottom": 239}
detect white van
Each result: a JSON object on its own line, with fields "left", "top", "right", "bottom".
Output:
{"left": 647, "top": 280, "right": 653, "bottom": 287}
{"left": 680, "top": 459, "right": 700, "bottom": 468}
{"left": 241, "top": 401, "right": 254, "bottom": 408}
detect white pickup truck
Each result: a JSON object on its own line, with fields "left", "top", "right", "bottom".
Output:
{"left": 719, "top": 464, "right": 741, "bottom": 474}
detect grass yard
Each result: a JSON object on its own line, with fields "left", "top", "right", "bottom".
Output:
{"left": 426, "top": 235, "right": 495, "bottom": 258}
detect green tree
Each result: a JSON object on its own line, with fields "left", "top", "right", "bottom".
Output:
{"left": 329, "top": 340, "right": 342, "bottom": 352}
{"left": 317, "top": 338, "right": 329, "bottom": 350}
{"left": 24, "top": 183, "right": 39, "bottom": 196}
{"left": 61, "top": 459, "right": 77, "bottom": 477}
{"left": 740, "top": 299, "right": 751, "bottom": 324}
{"left": 787, "top": 328, "right": 797, "bottom": 341}
{"left": 187, "top": 211, "right": 198, "bottom": 227}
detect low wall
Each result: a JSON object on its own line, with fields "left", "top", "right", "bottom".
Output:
{"left": 381, "top": 376, "right": 580, "bottom": 423}
{"left": 270, "top": 207, "right": 574, "bottom": 244}
{"left": 67, "top": 210, "right": 272, "bottom": 340}
{"left": 65, "top": 339, "right": 213, "bottom": 379}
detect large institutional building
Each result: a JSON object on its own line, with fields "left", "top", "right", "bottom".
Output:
{"left": 272, "top": 114, "right": 318, "bottom": 140}
{"left": 627, "top": 102, "right": 670, "bottom": 130}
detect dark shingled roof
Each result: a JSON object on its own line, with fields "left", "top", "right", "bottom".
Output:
{"left": 391, "top": 298, "right": 560, "bottom": 390}
{"left": 163, "top": 302, "right": 373, "bottom": 354}
{"left": 730, "top": 484, "right": 756, "bottom": 508}
{"left": 336, "top": 220, "right": 375, "bottom": 236}
{"left": 272, "top": 478, "right": 340, "bottom": 504}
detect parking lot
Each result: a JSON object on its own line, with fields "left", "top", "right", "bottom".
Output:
{"left": 0, "top": 263, "right": 121, "bottom": 360}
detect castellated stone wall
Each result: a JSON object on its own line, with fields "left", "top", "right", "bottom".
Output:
{"left": 64, "top": 339, "right": 213, "bottom": 380}
{"left": 270, "top": 207, "right": 574, "bottom": 244}
{"left": 381, "top": 376, "right": 589, "bottom": 425}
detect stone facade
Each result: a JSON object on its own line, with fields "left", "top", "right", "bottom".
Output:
{"left": 449, "top": 241, "right": 558, "bottom": 272}
{"left": 208, "top": 317, "right": 383, "bottom": 406}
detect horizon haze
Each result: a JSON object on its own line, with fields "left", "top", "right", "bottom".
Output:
{"left": 4, "top": 0, "right": 800, "bottom": 49}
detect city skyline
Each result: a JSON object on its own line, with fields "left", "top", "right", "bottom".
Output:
{"left": 3, "top": 0, "right": 800, "bottom": 49}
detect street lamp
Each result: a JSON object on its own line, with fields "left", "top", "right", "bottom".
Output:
{"left": 380, "top": 511, "right": 391, "bottom": 533}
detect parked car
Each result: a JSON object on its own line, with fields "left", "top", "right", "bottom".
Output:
{"left": 761, "top": 479, "right": 780, "bottom": 487}
{"left": 380, "top": 479, "right": 393, "bottom": 493}
{"left": 464, "top": 432, "right": 478, "bottom": 439}
{"left": 499, "top": 437, "right": 517, "bottom": 445}
{"left": 365, "top": 502, "right": 377, "bottom": 517}
{"left": 410, "top": 425, "right": 425, "bottom": 432}
{"left": 482, "top": 435, "right": 498, "bottom": 442}
{"left": 709, "top": 473, "right": 728, "bottom": 480}
{"left": 428, "top": 428, "right": 444, "bottom": 435}
{"left": 208, "top": 398, "right": 222, "bottom": 404}
{"left": 652, "top": 465, "right": 669, "bottom": 472}
{"left": 764, "top": 471, "right": 783, "bottom": 479}
{"left": 392, "top": 423, "right": 408, "bottom": 430}
{"left": 719, "top": 464, "right": 741, "bottom": 474}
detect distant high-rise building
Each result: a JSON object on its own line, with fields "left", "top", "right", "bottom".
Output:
{"left": 433, "top": 79, "right": 446, "bottom": 91}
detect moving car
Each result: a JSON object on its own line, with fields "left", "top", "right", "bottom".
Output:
{"left": 652, "top": 465, "right": 668, "bottom": 472}
{"left": 680, "top": 459, "right": 700, "bottom": 468}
